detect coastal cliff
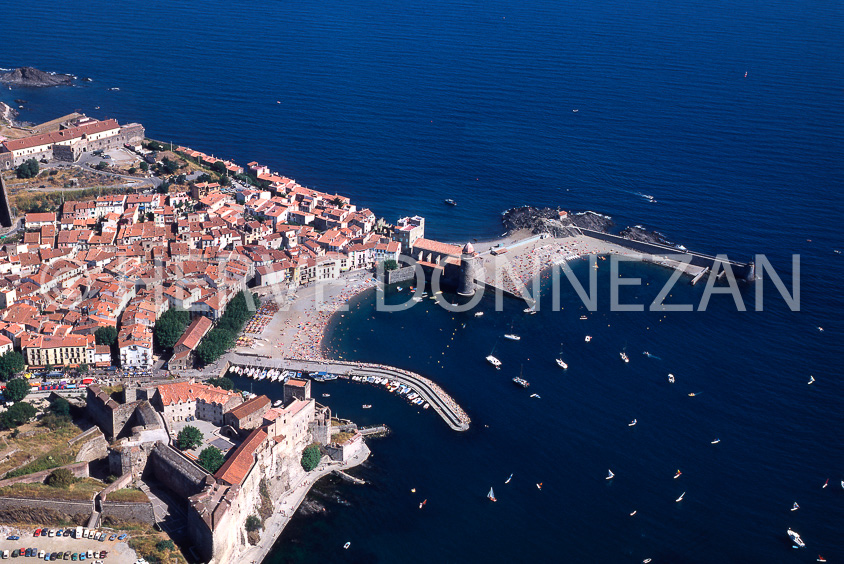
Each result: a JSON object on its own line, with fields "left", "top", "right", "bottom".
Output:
{"left": 0, "top": 66, "right": 73, "bottom": 87}
{"left": 501, "top": 205, "right": 673, "bottom": 245}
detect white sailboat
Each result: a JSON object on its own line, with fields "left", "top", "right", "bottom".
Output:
{"left": 791, "top": 502, "right": 799, "bottom": 511}
{"left": 628, "top": 419, "right": 637, "bottom": 427}
{"left": 505, "top": 473, "right": 512, "bottom": 484}
{"left": 711, "top": 438, "right": 720, "bottom": 444}
{"left": 504, "top": 333, "right": 521, "bottom": 341}
{"left": 668, "top": 373, "right": 675, "bottom": 383}
{"left": 606, "top": 469, "right": 615, "bottom": 480}
{"left": 808, "top": 375, "right": 815, "bottom": 385}
{"left": 486, "top": 340, "right": 502, "bottom": 369}
{"left": 675, "top": 492, "right": 685, "bottom": 502}
{"left": 556, "top": 343, "right": 568, "bottom": 369}
{"left": 487, "top": 487, "right": 496, "bottom": 502}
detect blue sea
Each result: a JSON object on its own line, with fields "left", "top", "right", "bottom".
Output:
{"left": 2, "top": 0, "right": 842, "bottom": 561}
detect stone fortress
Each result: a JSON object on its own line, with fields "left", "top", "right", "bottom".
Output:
{"left": 86, "top": 374, "right": 349, "bottom": 563}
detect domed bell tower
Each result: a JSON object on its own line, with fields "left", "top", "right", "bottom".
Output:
{"left": 457, "top": 242, "right": 477, "bottom": 296}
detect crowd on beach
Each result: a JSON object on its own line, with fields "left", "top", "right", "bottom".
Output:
{"left": 481, "top": 235, "right": 629, "bottom": 295}
{"left": 275, "top": 277, "right": 377, "bottom": 361}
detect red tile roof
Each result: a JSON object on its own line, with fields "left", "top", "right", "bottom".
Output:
{"left": 213, "top": 427, "right": 267, "bottom": 486}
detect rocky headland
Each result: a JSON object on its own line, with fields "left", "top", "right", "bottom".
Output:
{"left": 0, "top": 66, "right": 73, "bottom": 87}
{"left": 501, "top": 205, "right": 673, "bottom": 245}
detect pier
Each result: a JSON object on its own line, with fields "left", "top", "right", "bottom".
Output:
{"left": 223, "top": 354, "right": 471, "bottom": 432}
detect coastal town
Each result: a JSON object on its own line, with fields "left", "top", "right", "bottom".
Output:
{"left": 0, "top": 111, "right": 492, "bottom": 563}
{"left": 0, "top": 110, "right": 758, "bottom": 563}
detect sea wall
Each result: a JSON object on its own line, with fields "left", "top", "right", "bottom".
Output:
{"left": 579, "top": 229, "right": 754, "bottom": 279}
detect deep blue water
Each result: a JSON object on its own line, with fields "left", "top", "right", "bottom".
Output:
{"left": 2, "top": 0, "right": 842, "bottom": 561}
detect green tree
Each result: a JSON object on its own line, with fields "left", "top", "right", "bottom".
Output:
{"left": 0, "top": 401, "right": 36, "bottom": 429}
{"left": 154, "top": 308, "right": 191, "bottom": 352}
{"left": 139, "top": 161, "right": 150, "bottom": 172}
{"left": 245, "top": 515, "right": 262, "bottom": 532}
{"left": 382, "top": 259, "right": 399, "bottom": 271}
{"left": 177, "top": 425, "right": 204, "bottom": 450}
{"left": 96, "top": 161, "right": 109, "bottom": 171}
{"left": 198, "top": 447, "right": 225, "bottom": 473}
{"left": 78, "top": 363, "right": 89, "bottom": 375}
{"left": 300, "top": 445, "right": 320, "bottom": 472}
{"left": 128, "top": 167, "right": 137, "bottom": 174}
{"left": 46, "top": 468, "right": 76, "bottom": 488}
{"left": 50, "top": 396, "right": 71, "bottom": 418}
{"left": 4, "top": 378, "right": 30, "bottom": 402}
{"left": 95, "top": 326, "right": 118, "bottom": 346}
{"left": 206, "top": 377, "right": 235, "bottom": 391}
{"left": 211, "top": 161, "right": 227, "bottom": 175}
{"left": 0, "top": 350, "right": 26, "bottom": 380}
{"left": 15, "top": 158, "right": 39, "bottom": 179}
{"left": 155, "top": 539, "right": 175, "bottom": 551}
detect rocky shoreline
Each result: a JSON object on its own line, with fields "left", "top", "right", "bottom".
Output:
{"left": 0, "top": 101, "right": 19, "bottom": 126}
{"left": 501, "top": 205, "right": 673, "bottom": 246}
{"left": 0, "top": 66, "right": 73, "bottom": 87}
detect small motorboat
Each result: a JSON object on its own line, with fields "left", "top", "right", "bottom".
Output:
{"left": 674, "top": 470, "right": 682, "bottom": 479}
{"left": 486, "top": 355, "right": 502, "bottom": 369}
{"left": 556, "top": 358, "right": 568, "bottom": 369}
{"left": 411, "top": 488, "right": 416, "bottom": 493}
{"left": 675, "top": 492, "right": 685, "bottom": 502}
{"left": 822, "top": 478, "right": 828, "bottom": 489}
{"left": 620, "top": 352, "right": 629, "bottom": 363}
{"left": 585, "top": 335, "right": 592, "bottom": 342}
{"left": 791, "top": 502, "right": 799, "bottom": 511}
{"left": 474, "top": 311, "right": 484, "bottom": 317}
{"left": 536, "top": 483, "right": 542, "bottom": 490}
{"left": 579, "top": 315, "right": 588, "bottom": 320}
{"left": 362, "top": 404, "right": 372, "bottom": 409}
{"left": 487, "top": 487, "right": 496, "bottom": 502}
{"left": 668, "top": 373, "right": 675, "bottom": 383}
{"left": 688, "top": 392, "right": 701, "bottom": 397}
{"left": 606, "top": 469, "right": 615, "bottom": 481}
{"left": 505, "top": 473, "right": 513, "bottom": 484}
{"left": 344, "top": 542, "right": 350, "bottom": 549}
{"left": 530, "top": 393, "right": 541, "bottom": 399}
{"left": 444, "top": 198, "right": 457, "bottom": 206}
{"left": 629, "top": 510, "right": 637, "bottom": 516}
{"left": 504, "top": 333, "right": 521, "bottom": 341}
{"left": 523, "top": 307, "right": 534, "bottom": 313}
{"left": 322, "top": 393, "right": 330, "bottom": 397}
{"left": 787, "top": 528, "right": 805, "bottom": 548}
{"left": 711, "top": 438, "right": 720, "bottom": 444}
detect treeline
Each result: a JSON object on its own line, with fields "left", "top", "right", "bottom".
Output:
{"left": 196, "top": 291, "right": 260, "bottom": 366}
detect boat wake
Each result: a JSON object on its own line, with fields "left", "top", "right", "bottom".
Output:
{"left": 642, "top": 351, "right": 662, "bottom": 360}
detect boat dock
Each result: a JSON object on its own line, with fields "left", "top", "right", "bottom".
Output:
{"left": 333, "top": 469, "right": 366, "bottom": 485}
{"left": 223, "top": 354, "right": 471, "bottom": 432}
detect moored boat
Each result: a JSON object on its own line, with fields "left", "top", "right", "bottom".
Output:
{"left": 620, "top": 352, "right": 629, "bottom": 363}
{"left": 486, "top": 355, "right": 502, "bottom": 369}
{"left": 504, "top": 333, "right": 520, "bottom": 341}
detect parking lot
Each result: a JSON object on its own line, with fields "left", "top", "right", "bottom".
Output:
{"left": 0, "top": 526, "right": 138, "bottom": 562}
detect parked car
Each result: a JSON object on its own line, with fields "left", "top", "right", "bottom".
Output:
{"left": 6, "top": 535, "right": 19, "bottom": 540}
{"left": 108, "top": 535, "right": 116, "bottom": 541}
{"left": 117, "top": 534, "right": 127, "bottom": 540}
{"left": 34, "top": 528, "right": 42, "bottom": 536}
{"left": 64, "top": 552, "right": 71, "bottom": 559}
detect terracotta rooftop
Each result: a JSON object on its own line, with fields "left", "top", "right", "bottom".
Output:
{"left": 213, "top": 427, "right": 267, "bottom": 486}
{"left": 157, "top": 381, "right": 240, "bottom": 407}
{"left": 173, "top": 316, "right": 213, "bottom": 351}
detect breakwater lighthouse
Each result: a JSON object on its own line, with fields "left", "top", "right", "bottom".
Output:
{"left": 457, "top": 242, "right": 478, "bottom": 296}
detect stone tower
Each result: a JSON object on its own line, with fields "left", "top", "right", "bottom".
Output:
{"left": 457, "top": 242, "right": 477, "bottom": 296}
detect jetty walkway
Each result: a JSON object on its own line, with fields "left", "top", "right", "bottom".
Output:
{"left": 224, "top": 354, "right": 471, "bottom": 432}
